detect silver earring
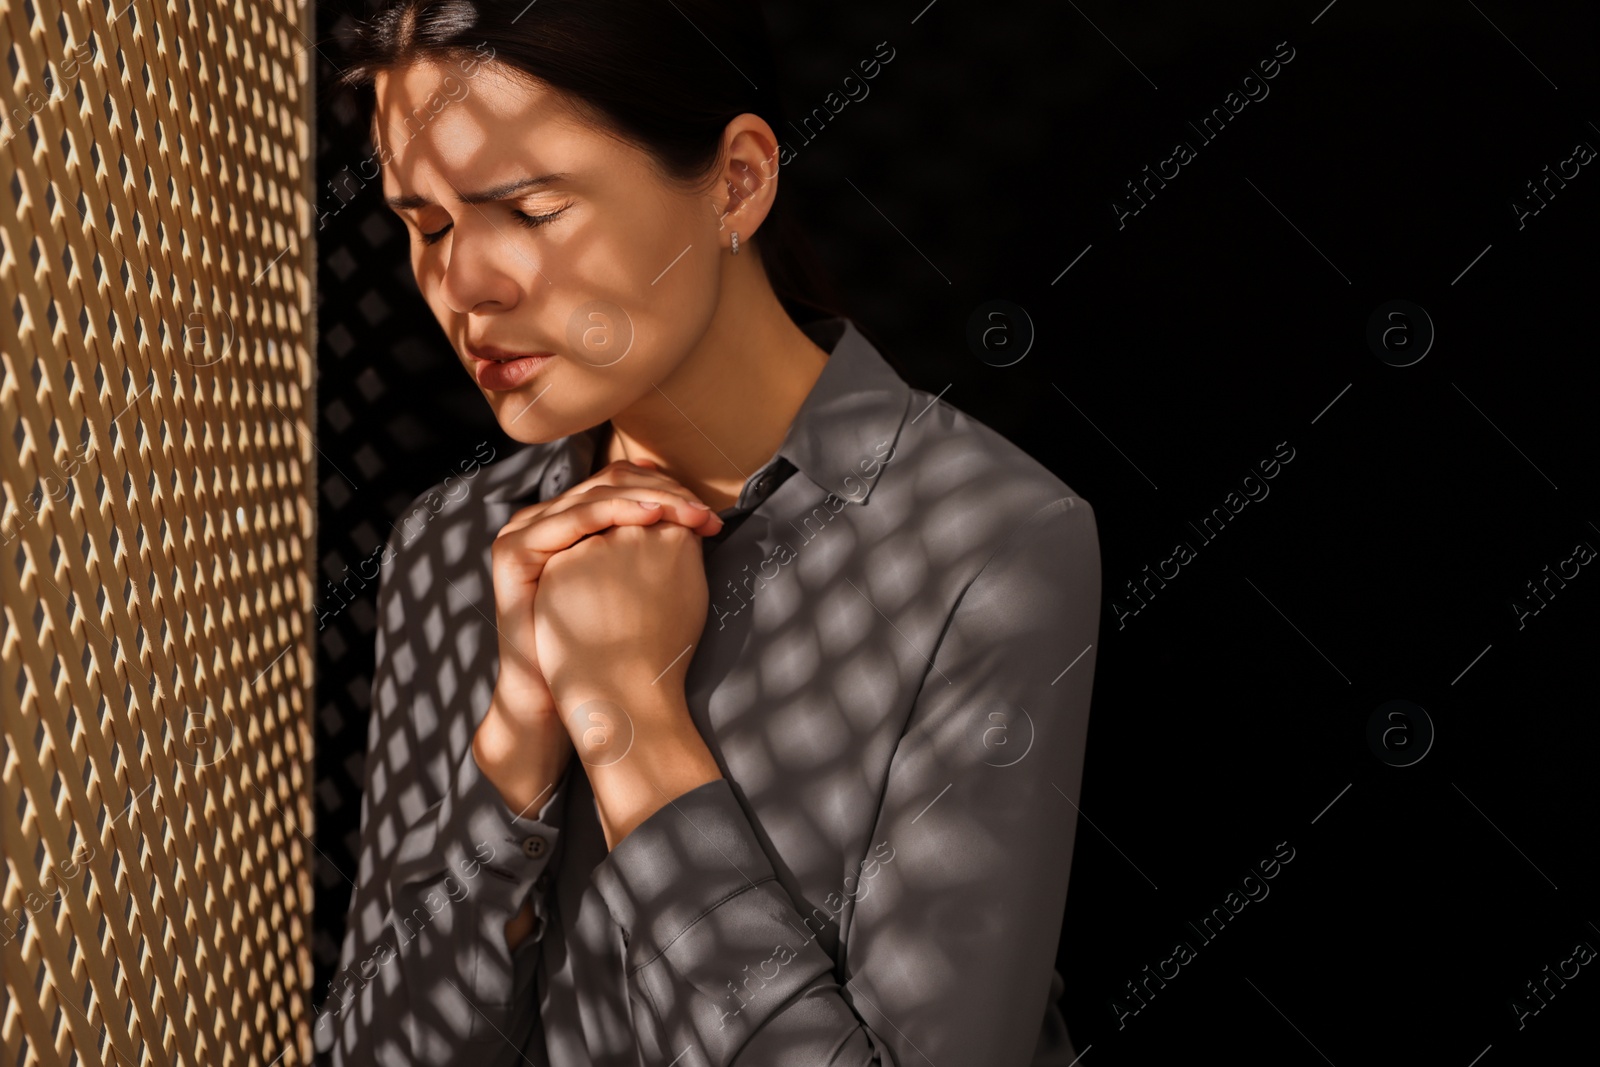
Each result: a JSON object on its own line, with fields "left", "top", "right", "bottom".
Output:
{"left": 730, "top": 231, "right": 740, "bottom": 255}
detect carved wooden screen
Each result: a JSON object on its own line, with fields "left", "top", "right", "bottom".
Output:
{"left": 1, "top": 1, "right": 317, "bottom": 1064}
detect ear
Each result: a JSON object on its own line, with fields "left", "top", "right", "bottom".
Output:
{"left": 711, "top": 114, "right": 781, "bottom": 245}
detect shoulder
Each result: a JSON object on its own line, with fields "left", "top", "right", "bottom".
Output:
{"left": 887, "top": 385, "right": 1096, "bottom": 549}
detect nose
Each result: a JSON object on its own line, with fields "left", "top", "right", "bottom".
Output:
{"left": 437, "top": 221, "right": 523, "bottom": 316}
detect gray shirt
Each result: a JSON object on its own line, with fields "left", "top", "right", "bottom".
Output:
{"left": 318, "top": 317, "right": 1102, "bottom": 1067}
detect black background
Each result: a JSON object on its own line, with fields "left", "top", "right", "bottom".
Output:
{"left": 310, "top": 2, "right": 1599, "bottom": 1062}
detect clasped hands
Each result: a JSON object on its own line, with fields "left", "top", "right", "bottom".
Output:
{"left": 472, "top": 455, "right": 726, "bottom": 853}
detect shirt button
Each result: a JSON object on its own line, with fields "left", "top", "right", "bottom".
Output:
{"left": 544, "top": 462, "right": 571, "bottom": 496}
{"left": 521, "top": 835, "right": 548, "bottom": 859}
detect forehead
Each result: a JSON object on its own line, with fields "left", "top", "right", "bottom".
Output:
{"left": 371, "top": 58, "right": 590, "bottom": 182}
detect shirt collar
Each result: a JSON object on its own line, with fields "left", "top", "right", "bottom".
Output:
{"left": 775, "top": 316, "right": 913, "bottom": 505}
{"left": 493, "top": 316, "right": 912, "bottom": 507}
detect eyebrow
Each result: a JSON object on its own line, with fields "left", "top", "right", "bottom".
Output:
{"left": 385, "top": 173, "right": 569, "bottom": 211}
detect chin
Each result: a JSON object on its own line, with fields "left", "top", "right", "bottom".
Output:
{"left": 492, "top": 412, "right": 575, "bottom": 447}
{"left": 488, "top": 394, "right": 604, "bottom": 448}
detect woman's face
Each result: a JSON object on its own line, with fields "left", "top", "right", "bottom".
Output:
{"left": 372, "top": 56, "right": 746, "bottom": 442}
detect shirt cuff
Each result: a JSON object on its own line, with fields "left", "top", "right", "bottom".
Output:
{"left": 589, "top": 778, "right": 839, "bottom": 1042}
{"left": 380, "top": 744, "right": 571, "bottom": 1050}
{"left": 387, "top": 742, "right": 569, "bottom": 935}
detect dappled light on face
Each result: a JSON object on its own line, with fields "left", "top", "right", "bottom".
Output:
{"left": 370, "top": 59, "right": 723, "bottom": 447}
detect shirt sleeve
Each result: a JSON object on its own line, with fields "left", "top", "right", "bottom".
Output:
{"left": 316, "top": 528, "right": 574, "bottom": 1067}
{"left": 589, "top": 495, "right": 1101, "bottom": 1066}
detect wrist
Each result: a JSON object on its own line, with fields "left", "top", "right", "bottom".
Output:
{"left": 548, "top": 660, "right": 676, "bottom": 717}
{"left": 592, "top": 741, "right": 723, "bottom": 849}
{"left": 474, "top": 699, "right": 572, "bottom": 818}
{"left": 564, "top": 687, "right": 721, "bottom": 849}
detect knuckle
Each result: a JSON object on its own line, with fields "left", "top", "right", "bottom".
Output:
{"left": 658, "top": 522, "right": 694, "bottom": 542}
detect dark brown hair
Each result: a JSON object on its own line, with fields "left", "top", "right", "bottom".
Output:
{"left": 337, "top": 0, "right": 846, "bottom": 324}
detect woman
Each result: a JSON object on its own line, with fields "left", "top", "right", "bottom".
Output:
{"left": 320, "top": 2, "right": 1102, "bottom": 1065}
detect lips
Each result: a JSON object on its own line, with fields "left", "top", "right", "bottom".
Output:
{"left": 467, "top": 342, "right": 553, "bottom": 363}
{"left": 466, "top": 344, "right": 556, "bottom": 391}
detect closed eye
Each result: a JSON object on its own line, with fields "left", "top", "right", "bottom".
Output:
{"left": 417, "top": 204, "right": 571, "bottom": 246}
{"left": 510, "top": 204, "right": 571, "bottom": 230}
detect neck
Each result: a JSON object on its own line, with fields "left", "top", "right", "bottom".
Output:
{"left": 604, "top": 255, "right": 830, "bottom": 511}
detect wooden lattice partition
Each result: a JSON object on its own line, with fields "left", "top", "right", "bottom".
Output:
{"left": 0, "top": 1, "right": 317, "bottom": 1064}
